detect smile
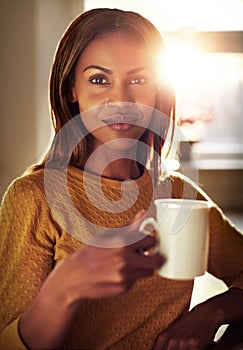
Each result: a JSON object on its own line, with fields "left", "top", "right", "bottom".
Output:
{"left": 102, "top": 114, "right": 138, "bottom": 126}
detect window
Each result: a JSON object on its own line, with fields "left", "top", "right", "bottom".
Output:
{"left": 85, "top": 0, "right": 243, "bottom": 170}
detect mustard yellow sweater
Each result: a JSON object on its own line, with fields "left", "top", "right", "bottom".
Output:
{"left": 0, "top": 167, "right": 242, "bottom": 349}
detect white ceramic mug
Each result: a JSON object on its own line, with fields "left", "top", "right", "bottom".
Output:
{"left": 139, "top": 198, "right": 212, "bottom": 280}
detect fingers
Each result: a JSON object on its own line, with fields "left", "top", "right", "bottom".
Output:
{"left": 130, "top": 248, "right": 165, "bottom": 271}
{"left": 121, "top": 238, "right": 165, "bottom": 282}
{"left": 80, "top": 211, "right": 165, "bottom": 293}
{"left": 153, "top": 334, "right": 199, "bottom": 350}
{"left": 132, "top": 232, "right": 157, "bottom": 249}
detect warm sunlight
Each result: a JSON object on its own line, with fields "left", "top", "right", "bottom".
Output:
{"left": 85, "top": 0, "right": 243, "bottom": 31}
{"left": 85, "top": 0, "right": 243, "bottom": 148}
{"left": 163, "top": 42, "right": 211, "bottom": 135}
{"left": 162, "top": 40, "right": 243, "bottom": 142}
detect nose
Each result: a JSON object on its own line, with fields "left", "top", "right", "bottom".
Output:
{"left": 107, "top": 83, "right": 134, "bottom": 104}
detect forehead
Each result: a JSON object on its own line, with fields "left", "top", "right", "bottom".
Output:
{"left": 77, "top": 31, "right": 153, "bottom": 70}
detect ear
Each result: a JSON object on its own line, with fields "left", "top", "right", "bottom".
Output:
{"left": 71, "top": 86, "right": 78, "bottom": 102}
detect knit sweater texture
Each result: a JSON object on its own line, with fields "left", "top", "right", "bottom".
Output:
{"left": 0, "top": 166, "right": 242, "bottom": 349}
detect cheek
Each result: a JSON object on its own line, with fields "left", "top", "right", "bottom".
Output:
{"left": 80, "top": 111, "right": 101, "bottom": 133}
{"left": 147, "top": 95, "right": 156, "bottom": 108}
{"left": 78, "top": 95, "right": 107, "bottom": 114}
{"left": 135, "top": 87, "right": 156, "bottom": 107}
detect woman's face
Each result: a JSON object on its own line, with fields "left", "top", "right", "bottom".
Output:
{"left": 72, "top": 31, "right": 157, "bottom": 152}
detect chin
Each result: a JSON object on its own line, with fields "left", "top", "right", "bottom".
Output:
{"left": 104, "top": 138, "right": 138, "bottom": 153}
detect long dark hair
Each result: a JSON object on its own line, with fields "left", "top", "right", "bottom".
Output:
{"left": 33, "top": 8, "right": 175, "bottom": 181}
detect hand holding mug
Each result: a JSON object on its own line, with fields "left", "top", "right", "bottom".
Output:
{"left": 139, "top": 198, "right": 212, "bottom": 280}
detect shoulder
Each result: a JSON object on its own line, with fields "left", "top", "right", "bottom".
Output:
{"left": 0, "top": 168, "right": 62, "bottom": 244}
{"left": 11, "top": 168, "right": 44, "bottom": 192}
{"left": 1, "top": 168, "right": 46, "bottom": 209}
{"left": 159, "top": 170, "right": 214, "bottom": 202}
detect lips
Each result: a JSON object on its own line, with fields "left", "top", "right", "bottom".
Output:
{"left": 95, "top": 102, "right": 146, "bottom": 131}
{"left": 109, "top": 123, "right": 135, "bottom": 131}
{"left": 102, "top": 114, "right": 138, "bottom": 126}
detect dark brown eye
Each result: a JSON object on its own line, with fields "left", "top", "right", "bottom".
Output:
{"left": 130, "top": 77, "right": 146, "bottom": 85}
{"left": 89, "top": 75, "right": 110, "bottom": 85}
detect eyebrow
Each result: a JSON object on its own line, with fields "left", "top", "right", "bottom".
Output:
{"left": 83, "top": 65, "right": 148, "bottom": 75}
{"left": 128, "top": 66, "right": 148, "bottom": 75}
{"left": 83, "top": 65, "right": 112, "bottom": 74}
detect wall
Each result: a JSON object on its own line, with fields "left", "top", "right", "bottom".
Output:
{"left": 181, "top": 142, "right": 243, "bottom": 212}
{"left": 198, "top": 169, "right": 243, "bottom": 211}
{"left": 0, "top": 0, "right": 84, "bottom": 199}
{"left": 0, "top": 0, "right": 36, "bottom": 198}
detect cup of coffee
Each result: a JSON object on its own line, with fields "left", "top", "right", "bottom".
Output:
{"left": 139, "top": 198, "right": 212, "bottom": 280}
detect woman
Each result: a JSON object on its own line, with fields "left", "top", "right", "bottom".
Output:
{"left": 0, "top": 8, "right": 242, "bottom": 350}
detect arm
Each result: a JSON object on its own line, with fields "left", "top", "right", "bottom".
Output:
{"left": 0, "top": 180, "right": 163, "bottom": 349}
{"left": 153, "top": 287, "right": 243, "bottom": 350}
{"left": 0, "top": 177, "right": 58, "bottom": 349}
{"left": 18, "top": 218, "right": 164, "bottom": 349}
{"left": 153, "top": 173, "right": 243, "bottom": 349}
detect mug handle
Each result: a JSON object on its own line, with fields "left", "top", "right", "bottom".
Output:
{"left": 139, "top": 217, "right": 157, "bottom": 235}
{"left": 139, "top": 218, "right": 160, "bottom": 256}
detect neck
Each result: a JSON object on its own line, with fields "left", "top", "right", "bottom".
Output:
{"left": 84, "top": 145, "right": 142, "bottom": 180}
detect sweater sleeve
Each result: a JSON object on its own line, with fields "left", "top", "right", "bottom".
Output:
{"left": 178, "top": 173, "right": 243, "bottom": 289}
{"left": 0, "top": 175, "right": 60, "bottom": 348}
{"left": 206, "top": 204, "right": 243, "bottom": 289}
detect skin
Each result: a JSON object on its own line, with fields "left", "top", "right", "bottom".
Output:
{"left": 152, "top": 287, "right": 243, "bottom": 350}
{"left": 19, "top": 31, "right": 243, "bottom": 350}
{"left": 72, "top": 31, "right": 157, "bottom": 180}
{"left": 19, "top": 212, "right": 164, "bottom": 349}
{"left": 19, "top": 32, "right": 164, "bottom": 349}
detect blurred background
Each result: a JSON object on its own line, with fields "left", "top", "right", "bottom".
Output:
{"left": 0, "top": 0, "right": 242, "bottom": 222}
